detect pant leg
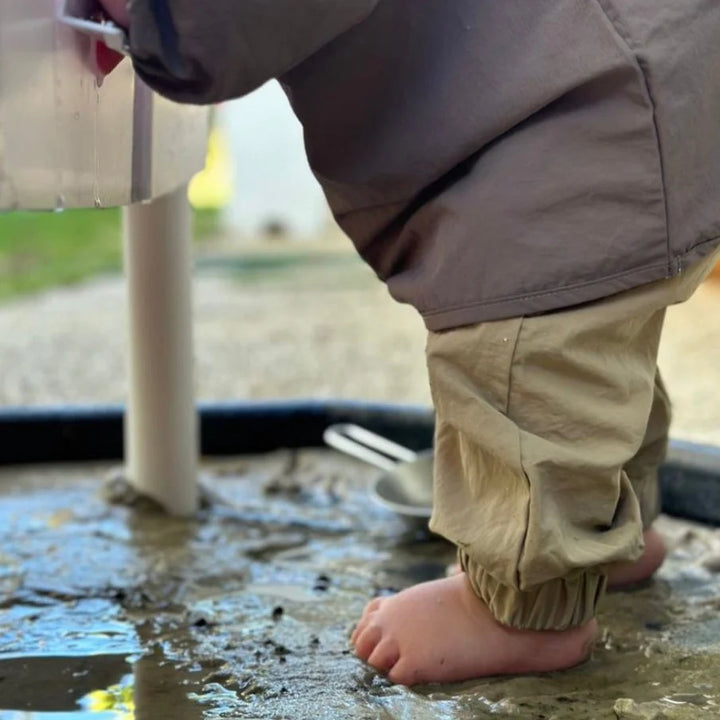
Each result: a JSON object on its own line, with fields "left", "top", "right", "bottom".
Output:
{"left": 624, "top": 370, "right": 672, "bottom": 529}
{"left": 426, "top": 250, "right": 719, "bottom": 631}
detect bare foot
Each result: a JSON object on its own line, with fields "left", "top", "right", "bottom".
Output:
{"left": 605, "top": 527, "right": 666, "bottom": 588}
{"left": 446, "top": 528, "right": 666, "bottom": 589}
{"left": 351, "top": 573, "right": 597, "bottom": 686}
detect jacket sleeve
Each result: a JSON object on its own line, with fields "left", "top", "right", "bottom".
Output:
{"left": 127, "top": 0, "right": 379, "bottom": 104}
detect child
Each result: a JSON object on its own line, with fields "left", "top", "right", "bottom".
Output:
{"left": 100, "top": 0, "right": 720, "bottom": 685}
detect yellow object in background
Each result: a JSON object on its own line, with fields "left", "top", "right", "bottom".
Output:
{"left": 188, "top": 128, "right": 234, "bottom": 210}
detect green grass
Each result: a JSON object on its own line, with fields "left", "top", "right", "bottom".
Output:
{"left": 0, "top": 208, "right": 219, "bottom": 302}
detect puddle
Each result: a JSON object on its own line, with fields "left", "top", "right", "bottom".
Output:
{"left": 1, "top": 454, "right": 720, "bottom": 719}
{"left": 0, "top": 654, "right": 132, "bottom": 716}
{"left": 0, "top": 647, "right": 233, "bottom": 719}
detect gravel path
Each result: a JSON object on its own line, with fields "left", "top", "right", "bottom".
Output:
{"left": 0, "top": 251, "right": 430, "bottom": 407}
{"left": 0, "top": 248, "right": 718, "bottom": 445}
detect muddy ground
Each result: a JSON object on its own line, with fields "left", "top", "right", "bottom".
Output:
{"left": 1, "top": 452, "right": 719, "bottom": 719}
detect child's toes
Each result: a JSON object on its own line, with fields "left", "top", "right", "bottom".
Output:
{"left": 350, "top": 609, "right": 377, "bottom": 644}
{"left": 353, "top": 624, "right": 383, "bottom": 661}
{"left": 367, "top": 639, "right": 400, "bottom": 673}
{"left": 388, "top": 658, "right": 422, "bottom": 687}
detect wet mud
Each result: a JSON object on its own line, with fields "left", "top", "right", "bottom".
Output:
{"left": 1, "top": 451, "right": 719, "bottom": 719}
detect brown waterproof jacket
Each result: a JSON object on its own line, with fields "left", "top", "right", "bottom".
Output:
{"left": 128, "top": 0, "right": 720, "bottom": 330}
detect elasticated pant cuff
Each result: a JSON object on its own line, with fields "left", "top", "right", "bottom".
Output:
{"left": 460, "top": 550, "right": 607, "bottom": 631}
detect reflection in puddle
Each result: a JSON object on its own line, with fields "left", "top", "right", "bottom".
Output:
{"left": 0, "top": 648, "right": 221, "bottom": 720}
{"left": 80, "top": 676, "right": 134, "bottom": 718}
{"left": 0, "top": 655, "right": 132, "bottom": 718}
{"left": 1, "top": 713, "right": 122, "bottom": 720}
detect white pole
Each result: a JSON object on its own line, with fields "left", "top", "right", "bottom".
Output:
{"left": 122, "top": 185, "right": 198, "bottom": 516}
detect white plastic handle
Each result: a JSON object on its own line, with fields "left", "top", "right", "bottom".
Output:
{"left": 58, "top": 0, "right": 130, "bottom": 55}
{"left": 323, "top": 424, "right": 417, "bottom": 472}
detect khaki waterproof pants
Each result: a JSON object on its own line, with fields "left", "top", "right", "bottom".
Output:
{"left": 427, "top": 250, "right": 720, "bottom": 631}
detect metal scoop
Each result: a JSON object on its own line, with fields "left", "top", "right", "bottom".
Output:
{"left": 323, "top": 424, "right": 434, "bottom": 520}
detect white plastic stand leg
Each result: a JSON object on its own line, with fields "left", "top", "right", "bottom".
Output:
{"left": 122, "top": 185, "right": 198, "bottom": 516}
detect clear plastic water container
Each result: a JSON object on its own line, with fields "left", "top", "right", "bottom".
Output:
{"left": 0, "top": 0, "right": 208, "bottom": 211}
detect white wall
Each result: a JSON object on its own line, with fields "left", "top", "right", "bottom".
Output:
{"left": 219, "top": 81, "right": 334, "bottom": 240}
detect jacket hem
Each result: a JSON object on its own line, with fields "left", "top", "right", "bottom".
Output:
{"left": 421, "top": 238, "right": 720, "bottom": 332}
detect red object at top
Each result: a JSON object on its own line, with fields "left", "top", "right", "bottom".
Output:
{"left": 95, "top": 39, "right": 124, "bottom": 76}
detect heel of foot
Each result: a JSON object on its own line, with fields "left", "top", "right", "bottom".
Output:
{"left": 607, "top": 528, "right": 666, "bottom": 589}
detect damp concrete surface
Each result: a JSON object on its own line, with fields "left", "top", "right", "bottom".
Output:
{"left": 1, "top": 451, "right": 720, "bottom": 719}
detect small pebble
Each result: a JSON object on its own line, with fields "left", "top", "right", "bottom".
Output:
{"left": 314, "top": 574, "right": 331, "bottom": 592}
{"left": 700, "top": 553, "right": 720, "bottom": 572}
{"left": 613, "top": 698, "right": 667, "bottom": 719}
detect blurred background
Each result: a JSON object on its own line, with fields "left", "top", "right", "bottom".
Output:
{"left": 0, "top": 80, "right": 718, "bottom": 446}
